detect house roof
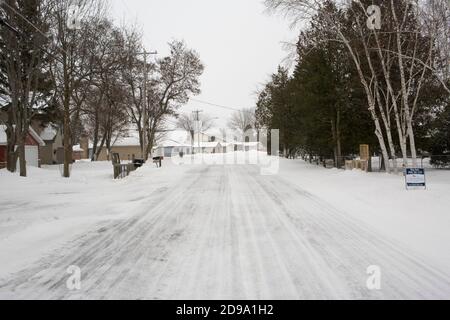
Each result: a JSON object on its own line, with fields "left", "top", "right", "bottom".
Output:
{"left": 244, "top": 142, "right": 261, "bottom": 147}
{"left": 0, "top": 125, "right": 45, "bottom": 146}
{"left": 113, "top": 135, "right": 141, "bottom": 147}
{"left": 156, "top": 130, "right": 191, "bottom": 148}
{"left": 194, "top": 141, "right": 222, "bottom": 148}
{"left": 73, "top": 144, "right": 84, "bottom": 152}
{"left": 29, "top": 127, "right": 46, "bottom": 146}
{"left": 40, "top": 125, "right": 58, "bottom": 141}
{"left": 106, "top": 131, "right": 141, "bottom": 147}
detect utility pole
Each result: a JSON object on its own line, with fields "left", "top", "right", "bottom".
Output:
{"left": 137, "top": 49, "right": 157, "bottom": 160}
{"left": 192, "top": 109, "right": 203, "bottom": 154}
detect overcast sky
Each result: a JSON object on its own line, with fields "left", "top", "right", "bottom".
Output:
{"left": 110, "top": 0, "right": 297, "bottom": 128}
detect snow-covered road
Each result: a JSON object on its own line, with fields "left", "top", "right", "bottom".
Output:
{"left": 1, "top": 163, "right": 449, "bottom": 299}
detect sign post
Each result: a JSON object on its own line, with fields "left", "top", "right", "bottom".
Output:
{"left": 405, "top": 168, "right": 426, "bottom": 190}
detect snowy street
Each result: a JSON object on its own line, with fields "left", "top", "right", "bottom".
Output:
{"left": 1, "top": 157, "right": 449, "bottom": 299}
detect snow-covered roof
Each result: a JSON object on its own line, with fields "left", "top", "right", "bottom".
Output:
{"left": 158, "top": 139, "right": 192, "bottom": 148}
{"left": 244, "top": 142, "right": 261, "bottom": 147}
{"left": 222, "top": 142, "right": 235, "bottom": 147}
{"left": 111, "top": 131, "right": 141, "bottom": 147}
{"left": 200, "top": 131, "right": 227, "bottom": 142}
{"left": 0, "top": 125, "right": 45, "bottom": 146}
{"left": 156, "top": 130, "right": 191, "bottom": 148}
{"left": 28, "top": 127, "right": 45, "bottom": 146}
{"left": 194, "top": 142, "right": 222, "bottom": 148}
{"left": 113, "top": 136, "right": 141, "bottom": 147}
{"left": 73, "top": 144, "right": 84, "bottom": 152}
{"left": 40, "top": 125, "right": 58, "bottom": 141}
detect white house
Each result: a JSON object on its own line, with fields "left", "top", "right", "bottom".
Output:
{"left": 153, "top": 130, "right": 192, "bottom": 157}
{"left": 193, "top": 141, "right": 223, "bottom": 154}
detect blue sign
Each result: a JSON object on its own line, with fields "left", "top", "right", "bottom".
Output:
{"left": 405, "top": 168, "right": 426, "bottom": 189}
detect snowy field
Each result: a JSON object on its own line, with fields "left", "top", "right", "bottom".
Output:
{"left": 0, "top": 153, "right": 449, "bottom": 299}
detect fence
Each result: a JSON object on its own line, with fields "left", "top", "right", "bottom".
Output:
{"left": 424, "top": 155, "right": 450, "bottom": 169}
{"left": 357, "top": 155, "right": 450, "bottom": 171}
{"left": 302, "top": 155, "right": 450, "bottom": 172}
{"left": 112, "top": 153, "right": 137, "bottom": 179}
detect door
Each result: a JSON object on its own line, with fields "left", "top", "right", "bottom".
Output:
{"left": 16, "top": 145, "right": 39, "bottom": 167}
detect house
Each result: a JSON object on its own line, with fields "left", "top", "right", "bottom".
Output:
{"left": 79, "top": 135, "right": 92, "bottom": 160}
{"left": 72, "top": 144, "right": 86, "bottom": 161}
{"left": 153, "top": 131, "right": 192, "bottom": 157}
{"left": 0, "top": 125, "right": 45, "bottom": 169}
{"left": 96, "top": 132, "right": 143, "bottom": 161}
{"left": 33, "top": 124, "right": 64, "bottom": 165}
{"left": 191, "top": 130, "right": 228, "bottom": 154}
{"left": 243, "top": 141, "right": 263, "bottom": 152}
{"left": 153, "top": 130, "right": 227, "bottom": 156}
{"left": 193, "top": 141, "right": 223, "bottom": 154}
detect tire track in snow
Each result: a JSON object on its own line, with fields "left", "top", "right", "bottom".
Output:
{"left": 0, "top": 166, "right": 209, "bottom": 299}
{"left": 1, "top": 164, "right": 449, "bottom": 299}
{"left": 246, "top": 165, "right": 450, "bottom": 299}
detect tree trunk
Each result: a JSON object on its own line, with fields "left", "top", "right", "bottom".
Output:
{"left": 391, "top": 0, "right": 416, "bottom": 167}
{"left": 91, "top": 110, "right": 100, "bottom": 161}
{"left": 337, "top": 29, "right": 391, "bottom": 173}
{"left": 6, "top": 133, "right": 17, "bottom": 173}
{"left": 95, "top": 135, "right": 107, "bottom": 161}
{"left": 407, "top": 122, "right": 418, "bottom": 167}
{"left": 336, "top": 131, "right": 342, "bottom": 169}
{"left": 63, "top": 53, "right": 72, "bottom": 178}
{"left": 17, "top": 139, "right": 26, "bottom": 177}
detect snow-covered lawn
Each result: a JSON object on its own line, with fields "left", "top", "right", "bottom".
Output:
{"left": 0, "top": 154, "right": 449, "bottom": 299}
{"left": 277, "top": 160, "right": 450, "bottom": 273}
{"left": 0, "top": 160, "right": 187, "bottom": 278}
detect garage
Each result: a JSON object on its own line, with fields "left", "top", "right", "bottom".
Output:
{"left": 0, "top": 125, "right": 45, "bottom": 169}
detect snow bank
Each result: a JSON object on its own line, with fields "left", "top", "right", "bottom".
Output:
{"left": 277, "top": 159, "right": 450, "bottom": 272}
{"left": 0, "top": 160, "right": 190, "bottom": 278}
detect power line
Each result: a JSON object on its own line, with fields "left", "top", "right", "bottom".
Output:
{"left": 0, "top": 1, "right": 95, "bottom": 82}
{"left": 190, "top": 98, "right": 255, "bottom": 114}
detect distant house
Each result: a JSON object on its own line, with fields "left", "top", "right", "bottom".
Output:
{"left": 0, "top": 125, "right": 45, "bottom": 169}
{"left": 153, "top": 131, "right": 192, "bottom": 157}
{"left": 35, "top": 124, "right": 64, "bottom": 165}
{"left": 96, "top": 132, "right": 143, "bottom": 161}
{"left": 191, "top": 131, "right": 228, "bottom": 154}
{"left": 193, "top": 141, "right": 223, "bottom": 154}
{"left": 77, "top": 135, "right": 93, "bottom": 160}
{"left": 243, "top": 141, "right": 263, "bottom": 152}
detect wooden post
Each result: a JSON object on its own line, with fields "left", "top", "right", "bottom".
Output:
{"left": 360, "top": 144, "right": 370, "bottom": 172}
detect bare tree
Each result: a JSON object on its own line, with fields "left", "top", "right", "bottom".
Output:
{"left": 177, "top": 112, "right": 214, "bottom": 146}
{"left": 120, "top": 27, "right": 149, "bottom": 157}
{"left": 228, "top": 108, "right": 256, "bottom": 140}
{"left": 143, "top": 40, "right": 204, "bottom": 159}
{"left": 48, "top": 0, "right": 106, "bottom": 177}
{"left": 79, "top": 19, "right": 130, "bottom": 161}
